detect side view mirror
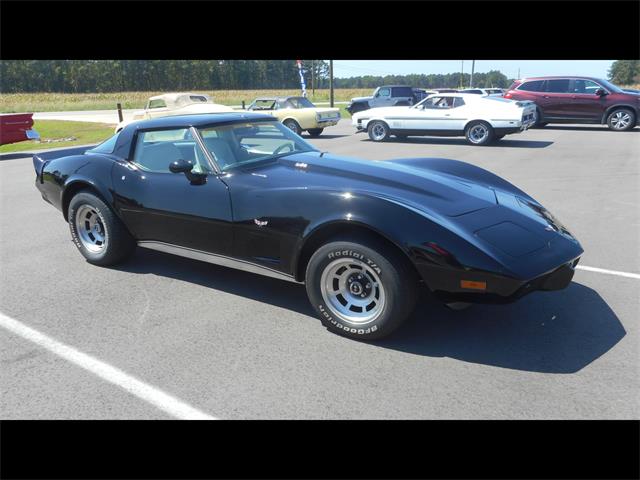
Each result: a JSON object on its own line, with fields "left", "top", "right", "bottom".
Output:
{"left": 169, "top": 158, "right": 194, "bottom": 174}
{"left": 595, "top": 88, "right": 607, "bottom": 96}
{"left": 169, "top": 159, "right": 206, "bottom": 185}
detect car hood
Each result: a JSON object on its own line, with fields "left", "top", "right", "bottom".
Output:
{"left": 350, "top": 96, "right": 373, "bottom": 103}
{"left": 262, "top": 152, "right": 499, "bottom": 217}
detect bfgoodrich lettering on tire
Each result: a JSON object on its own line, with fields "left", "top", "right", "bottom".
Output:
{"left": 305, "top": 237, "right": 417, "bottom": 340}
{"left": 68, "top": 191, "right": 135, "bottom": 266}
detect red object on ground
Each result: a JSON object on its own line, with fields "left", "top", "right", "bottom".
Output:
{"left": 0, "top": 113, "right": 39, "bottom": 145}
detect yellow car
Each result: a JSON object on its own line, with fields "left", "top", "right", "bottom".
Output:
{"left": 244, "top": 96, "right": 340, "bottom": 137}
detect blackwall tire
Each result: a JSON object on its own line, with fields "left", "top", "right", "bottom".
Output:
{"left": 307, "top": 128, "right": 324, "bottom": 137}
{"left": 367, "top": 120, "right": 391, "bottom": 142}
{"left": 305, "top": 238, "right": 418, "bottom": 340}
{"left": 68, "top": 191, "right": 135, "bottom": 266}
{"left": 283, "top": 119, "right": 302, "bottom": 135}
{"left": 465, "top": 121, "right": 494, "bottom": 145}
{"left": 607, "top": 108, "right": 636, "bottom": 131}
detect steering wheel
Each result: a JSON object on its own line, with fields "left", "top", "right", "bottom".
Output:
{"left": 273, "top": 143, "right": 294, "bottom": 155}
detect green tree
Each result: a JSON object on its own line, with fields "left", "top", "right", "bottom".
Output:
{"left": 608, "top": 60, "right": 640, "bottom": 85}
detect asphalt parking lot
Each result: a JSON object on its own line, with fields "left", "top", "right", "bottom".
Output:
{"left": 1, "top": 120, "right": 638, "bottom": 419}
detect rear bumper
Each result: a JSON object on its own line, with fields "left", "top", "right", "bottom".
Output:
{"left": 417, "top": 257, "right": 581, "bottom": 304}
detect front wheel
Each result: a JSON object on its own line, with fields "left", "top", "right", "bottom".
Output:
{"left": 305, "top": 238, "right": 418, "bottom": 340}
{"left": 465, "top": 121, "right": 494, "bottom": 145}
{"left": 607, "top": 108, "right": 636, "bottom": 131}
{"left": 307, "top": 128, "right": 324, "bottom": 137}
{"left": 367, "top": 120, "right": 391, "bottom": 142}
{"left": 283, "top": 119, "right": 302, "bottom": 135}
{"left": 68, "top": 191, "right": 135, "bottom": 266}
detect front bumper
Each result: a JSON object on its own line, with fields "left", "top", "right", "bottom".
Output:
{"left": 417, "top": 257, "right": 581, "bottom": 304}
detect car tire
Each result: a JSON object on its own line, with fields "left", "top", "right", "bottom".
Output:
{"left": 307, "top": 128, "right": 324, "bottom": 137}
{"left": 283, "top": 119, "right": 302, "bottom": 135}
{"left": 305, "top": 238, "right": 418, "bottom": 340}
{"left": 533, "top": 108, "right": 547, "bottom": 128}
{"left": 465, "top": 120, "right": 494, "bottom": 146}
{"left": 494, "top": 134, "right": 505, "bottom": 140}
{"left": 606, "top": 108, "right": 636, "bottom": 131}
{"left": 367, "top": 120, "right": 391, "bottom": 142}
{"left": 68, "top": 191, "right": 135, "bottom": 266}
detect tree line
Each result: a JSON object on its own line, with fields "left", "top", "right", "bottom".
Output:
{"left": 5, "top": 60, "right": 635, "bottom": 93}
{"left": 0, "top": 60, "right": 330, "bottom": 93}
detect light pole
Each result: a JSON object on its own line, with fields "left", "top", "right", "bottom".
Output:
{"left": 470, "top": 60, "right": 475, "bottom": 88}
{"left": 329, "top": 60, "right": 334, "bottom": 108}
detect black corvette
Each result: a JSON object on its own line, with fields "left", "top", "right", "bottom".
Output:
{"left": 33, "top": 113, "right": 583, "bottom": 339}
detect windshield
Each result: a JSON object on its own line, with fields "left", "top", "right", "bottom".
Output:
{"left": 595, "top": 78, "right": 623, "bottom": 93}
{"left": 86, "top": 132, "right": 119, "bottom": 154}
{"left": 197, "top": 120, "right": 317, "bottom": 171}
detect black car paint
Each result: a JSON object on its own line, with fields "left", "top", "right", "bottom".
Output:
{"left": 33, "top": 113, "right": 583, "bottom": 304}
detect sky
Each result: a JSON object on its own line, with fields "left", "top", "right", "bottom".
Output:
{"left": 332, "top": 60, "right": 615, "bottom": 80}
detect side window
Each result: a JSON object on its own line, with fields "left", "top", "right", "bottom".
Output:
{"left": 573, "top": 79, "right": 601, "bottom": 94}
{"left": 377, "top": 88, "right": 391, "bottom": 98}
{"left": 392, "top": 87, "right": 412, "bottom": 97}
{"left": 132, "top": 128, "right": 211, "bottom": 174}
{"left": 545, "top": 79, "right": 571, "bottom": 93}
{"left": 452, "top": 97, "right": 466, "bottom": 108}
{"left": 148, "top": 99, "right": 167, "bottom": 109}
{"left": 517, "top": 80, "right": 544, "bottom": 92}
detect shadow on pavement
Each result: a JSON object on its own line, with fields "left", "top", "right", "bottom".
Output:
{"left": 302, "top": 134, "right": 350, "bottom": 139}
{"left": 116, "top": 248, "right": 624, "bottom": 374}
{"left": 0, "top": 145, "right": 95, "bottom": 162}
{"left": 364, "top": 137, "right": 554, "bottom": 148}
{"left": 543, "top": 125, "right": 639, "bottom": 132}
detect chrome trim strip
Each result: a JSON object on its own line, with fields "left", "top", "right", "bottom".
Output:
{"left": 137, "top": 241, "right": 301, "bottom": 283}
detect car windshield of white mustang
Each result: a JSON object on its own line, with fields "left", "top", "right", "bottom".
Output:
{"left": 197, "top": 121, "right": 318, "bottom": 171}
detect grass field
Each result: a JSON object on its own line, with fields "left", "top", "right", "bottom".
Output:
{"left": 0, "top": 89, "right": 371, "bottom": 114}
{"left": 0, "top": 120, "right": 113, "bottom": 153}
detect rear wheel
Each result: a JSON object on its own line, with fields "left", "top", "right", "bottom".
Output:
{"left": 367, "top": 120, "right": 391, "bottom": 142}
{"left": 305, "top": 238, "right": 417, "bottom": 340}
{"left": 607, "top": 108, "right": 636, "bottom": 131}
{"left": 465, "top": 121, "right": 494, "bottom": 145}
{"left": 533, "top": 108, "right": 547, "bottom": 128}
{"left": 283, "top": 119, "right": 302, "bottom": 135}
{"left": 307, "top": 128, "right": 324, "bottom": 137}
{"left": 68, "top": 191, "right": 135, "bottom": 266}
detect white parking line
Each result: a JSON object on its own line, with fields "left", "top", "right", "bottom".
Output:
{"left": 577, "top": 265, "right": 640, "bottom": 280}
{"left": 0, "top": 312, "right": 216, "bottom": 420}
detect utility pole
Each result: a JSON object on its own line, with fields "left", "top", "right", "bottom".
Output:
{"left": 470, "top": 60, "right": 475, "bottom": 88}
{"left": 329, "top": 60, "right": 334, "bottom": 108}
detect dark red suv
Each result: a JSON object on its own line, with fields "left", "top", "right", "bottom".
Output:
{"left": 504, "top": 76, "right": 639, "bottom": 131}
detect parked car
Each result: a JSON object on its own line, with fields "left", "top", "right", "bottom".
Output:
{"left": 0, "top": 113, "right": 40, "bottom": 145}
{"left": 459, "top": 88, "right": 505, "bottom": 96}
{"left": 346, "top": 85, "right": 417, "bottom": 115}
{"left": 504, "top": 77, "right": 640, "bottom": 130}
{"left": 244, "top": 96, "right": 340, "bottom": 137}
{"left": 412, "top": 88, "right": 438, "bottom": 102}
{"left": 32, "top": 112, "right": 583, "bottom": 340}
{"left": 115, "top": 92, "right": 234, "bottom": 132}
{"left": 352, "top": 93, "right": 536, "bottom": 145}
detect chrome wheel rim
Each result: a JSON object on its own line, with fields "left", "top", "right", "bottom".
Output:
{"left": 611, "top": 111, "right": 631, "bottom": 130}
{"left": 75, "top": 205, "right": 107, "bottom": 253}
{"left": 371, "top": 123, "right": 387, "bottom": 141}
{"left": 468, "top": 124, "right": 488, "bottom": 143}
{"left": 320, "top": 258, "right": 386, "bottom": 325}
